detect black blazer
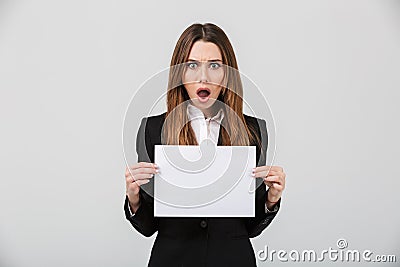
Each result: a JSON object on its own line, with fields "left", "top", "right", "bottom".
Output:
{"left": 124, "top": 112, "right": 281, "bottom": 267}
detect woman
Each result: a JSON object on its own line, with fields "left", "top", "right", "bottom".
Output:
{"left": 124, "top": 23, "right": 286, "bottom": 267}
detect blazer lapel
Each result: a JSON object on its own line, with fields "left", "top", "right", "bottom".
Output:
{"left": 217, "top": 117, "right": 224, "bottom": 146}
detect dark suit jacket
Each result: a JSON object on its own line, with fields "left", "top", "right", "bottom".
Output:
{"left": 124, "top": 112, "right": 281, "bottom": 267}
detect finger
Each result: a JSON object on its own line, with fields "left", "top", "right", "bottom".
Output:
{"left": 125, "top": 166, "right": 158, "bottom": 177}
{"left": 130, "top": 162, "right": 157, "bottom": 170}
{"left": 253, "top": 169, "right": 280, "bottom": 178}
{"left": 252, "top": 166, "right": 269, "bottom": 172}
{"left": 131, "top": 173, "right": 155, "bottom": 181}
{"left": 127, "top": 179, "right": 150, "bottom": 195}
{"left": 265, "top": 169, "right": 283, "bottom": 176}
{"left": 264, "top": 175, "right": 282, "bottom": 185}
{"left": 252, "top": 170, "right": 268, "bottom": 178}
{"left": 267, "top": 165, "right": 283, "bottom": 172}
{"left": 133, "top": 179, "right": 150, "bottom": 186}
{"left": 253, "top": 171, "right": 277, "bottom": 177}
{"left": 125, "top": 173, "right": 154, "bottom": 189}
{"left": 133, "top": 161, "right": 157, "bottom": 169}
{"left": 269, "top": 182, "right": 284, "bottom": 191}
{"left": 264, "top": 180, "right": 274, "bottom": 188}
{"left": 126, "top": 174, "right": 134, "bottom": 183}
{"left": 253, "top": 166, "right": 281, "bottom": 176}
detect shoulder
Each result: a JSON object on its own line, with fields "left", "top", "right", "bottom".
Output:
{"left": 141, "top": 112, "right": 166, "bottom": 127}
{"left": 136, "top": 112, "right": 166, "bottom": 147}
{"left": 143, "top": 112, "right": 166, "bottom": 121}
{"left": 243, "top": 113, "right": 259, "bottom": 123}
{"left": 243, "top": 114, "right": 266, "bottom": 131}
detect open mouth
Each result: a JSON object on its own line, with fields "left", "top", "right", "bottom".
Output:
{"left": 196, "top": 87, "right": 211, "bottom": 98}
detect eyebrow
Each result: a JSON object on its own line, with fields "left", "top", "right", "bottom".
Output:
{"left": 187, "top": 58, "right": 223, "bottom": 62}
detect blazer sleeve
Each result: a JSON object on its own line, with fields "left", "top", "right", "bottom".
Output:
{"left": 124, "top": 117, "right": 159, "bottom": 237}
{"left": 245, "top": 118, "right": 282, "bottom": 238}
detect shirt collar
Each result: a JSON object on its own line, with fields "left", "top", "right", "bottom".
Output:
{"left": 186, "top": 102, "right": 224, "bottom": 123}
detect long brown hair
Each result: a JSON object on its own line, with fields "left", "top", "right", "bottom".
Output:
{"left": 162, "top": 23, "right": 261, "bottom": 148}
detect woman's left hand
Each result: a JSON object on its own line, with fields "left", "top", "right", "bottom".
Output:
{"left": 252, "top": 165, "right": 286, "bottom": 205}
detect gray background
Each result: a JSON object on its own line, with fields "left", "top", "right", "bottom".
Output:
{"left": 1, "top": 0, "right": 399, "bottom": 266}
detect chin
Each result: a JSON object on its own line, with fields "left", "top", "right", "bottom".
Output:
{"left": 196, "top": 98, "right": 219, "bottom": 109}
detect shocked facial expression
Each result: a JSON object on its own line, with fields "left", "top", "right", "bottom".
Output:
{"left": 182, "top": 40, "right": 225, "bottom": 112}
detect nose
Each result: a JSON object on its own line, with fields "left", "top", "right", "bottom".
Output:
{"left": 199, "top": 63, "right": 209, "bottom": 83}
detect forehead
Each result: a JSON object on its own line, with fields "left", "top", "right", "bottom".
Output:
{"left": 188, "top": 40, "right": 222, "bottom": 61}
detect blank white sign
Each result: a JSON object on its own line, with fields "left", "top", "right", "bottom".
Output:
{"left": 154, "top": 143, "right": 256, "bottom": 217}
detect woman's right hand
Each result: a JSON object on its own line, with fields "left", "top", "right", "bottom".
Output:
{"left": 125, "top": 162, "right": 158, "bottom": 213}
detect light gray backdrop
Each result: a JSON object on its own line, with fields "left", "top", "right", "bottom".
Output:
{"left": 0, "top": 0, "right": 399, "bottom": 266}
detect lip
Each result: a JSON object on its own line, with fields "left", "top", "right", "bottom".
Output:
{"left": 196, "top": 87, "right": 211, "bottom": 103}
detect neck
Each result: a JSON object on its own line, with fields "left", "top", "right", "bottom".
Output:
{"left": 201, "top": 102, "right": 222, "bottom": 118}
{"left": 203, "top": 106, "right": 216, "bottom": 119}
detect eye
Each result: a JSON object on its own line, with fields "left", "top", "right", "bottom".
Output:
{"left": 210, "top": 62, "right": 221, "bottom": 69}
{"left": 186, "top": 62, "right": 198, "bottom": 69}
